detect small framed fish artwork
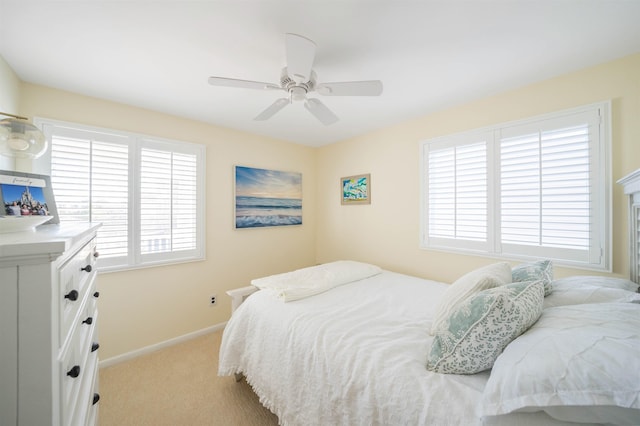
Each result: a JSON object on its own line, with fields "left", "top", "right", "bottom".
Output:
{"left": 341, "top": 173, "right": 371, "bottom": 205}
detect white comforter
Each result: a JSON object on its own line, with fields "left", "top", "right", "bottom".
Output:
{"left": 218, "top": 271, "right": 575, "bottom": 426}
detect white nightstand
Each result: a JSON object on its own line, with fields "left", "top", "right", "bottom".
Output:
{"left": 226, "top": 285, "right": 259, "bottom": 314}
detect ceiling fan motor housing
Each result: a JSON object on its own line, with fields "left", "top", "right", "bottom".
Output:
{"left": 281, "top": 67, "right": 316, "bottom": 101}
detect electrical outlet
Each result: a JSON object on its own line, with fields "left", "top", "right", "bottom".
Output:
{"left": 209, "top": 294, "right": 217, "bottom": 307}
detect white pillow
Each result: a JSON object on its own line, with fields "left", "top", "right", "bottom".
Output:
{"left": 482, "top": 303, "right": 640, "bottom": 424}
{"left": 544, "top": 282, "right": 640, "bottom": 309}
{"left": 251, "top": 260, "right": 382, "bottom": 302}
{"left": 552, "top": 275, "right": 639, "bottom": 293}
{"left": 430, "top": 262, "right": 512, "bottom": 334}
{"left": 426, "top": 280, "right": 544, "bottom": 374}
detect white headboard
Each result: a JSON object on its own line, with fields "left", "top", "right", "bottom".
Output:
{"left": 618, "top": 169, "right": 640, "bottom": 284}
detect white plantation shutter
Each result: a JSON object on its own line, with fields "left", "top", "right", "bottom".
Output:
{"left": 40, "top": 120, "right": 205, "bottom": 271}
{"left": 426, "top": 139, "right": 489, "bottom": 251}
{"left": 49, "top": 128, "right": 130, "bottom": 262}
{"left": 141, "top": 148, "right": 172, "bottom": 254}
{"left": 140, "top": 147, "right": 198, "bottom": 256}
{"left": 498, "top": 110, "right": 600, "bottom": 264}
{"left": 172, "top": 153, "right": 198, "bottom": 251}
{"left": 50, "top": 133, "right": 91, "bottom": 221}
{"left": 428, "top": 147, "right": 455, "bottom": 239}
{"left": 421, "top": 103, "right": 610, "bottom": 270}
{"left": 91, "top": 142, "right": 129, "bottom": 258}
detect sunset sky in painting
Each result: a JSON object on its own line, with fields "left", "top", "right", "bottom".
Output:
{"left": 235, "top": 166, "right": 302, "bottom": 199}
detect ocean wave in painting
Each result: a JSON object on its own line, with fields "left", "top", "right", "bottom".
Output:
{"left": 236, "top": 196, "right": 302, "bottom": 228}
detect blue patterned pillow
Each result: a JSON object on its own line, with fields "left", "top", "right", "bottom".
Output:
{"left": 512, "top": 260, "right": 553, "bottom": 296}
{"left": 426, "top": 280, "right": 544, "bottom": 375}
{"left": 430, "top": 262, "right": 512, "bottom": 334}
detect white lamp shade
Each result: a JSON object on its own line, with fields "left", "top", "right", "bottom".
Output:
{"left": 0, "top": 118, "right": 48, "bottom": 159}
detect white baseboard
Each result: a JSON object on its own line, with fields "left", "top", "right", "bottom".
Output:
{"left": 99, "top": 322, "right": 227, "bottom": 368}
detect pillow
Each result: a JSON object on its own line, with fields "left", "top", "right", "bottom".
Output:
{"left": 552, "top": 275, "right": 639, "bottom": 293}
{"left": 251, "top": 260, "right": 382, "bottom": 302}
{"left": 426, "top": 280, "right": 544, "bottom": 375}
{"left": 481, "top": 303, "right": 640, "bottom": 424}
{"left": 511, "top": 260, "right": 553, "bottom": 296}
{"left": 544, "top": 282, "right": 640, "bottom": 309}
{"left": 430, "top": 262, "right": 512, "bottom": 334}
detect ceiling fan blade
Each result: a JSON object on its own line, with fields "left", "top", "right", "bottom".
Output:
{"left": 316, "top": 80, "right": 383, "bottom": 96}
{"left": 304, "top": 98, "right": 339, "bottom": 125}
{"left": 254, "top": 98, "right": 290, "bottom": 121}
{"left": 208, "top": 76, "right": 281, "bottom": 91}
{"left": 285, "top": 33, "right": 316, "bottom": 84}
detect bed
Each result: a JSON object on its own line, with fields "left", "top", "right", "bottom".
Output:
{"left": 218, "top": 172, "right": 640, "bottom": 426}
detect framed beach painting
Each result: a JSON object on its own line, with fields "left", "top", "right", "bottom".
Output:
{"left": 341, "top": 173, "right": 371, "bottom": 205}
{"left": 235, "top": 166, "right": 302, "bottom": 229}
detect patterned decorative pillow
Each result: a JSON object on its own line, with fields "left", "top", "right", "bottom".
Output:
{"left": 512, "top": 260, "right": 553, "bottom": 296}
{"left": 426, "top": 280, "right": 544, "bottom": 375}
{"left": 430, "top": 262, "right": 512, "bottom": 335}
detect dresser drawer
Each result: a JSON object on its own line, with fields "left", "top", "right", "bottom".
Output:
{"left": 88, "top": 360, "right": 100, "bottom": 426}
{"left": 58, "top": 238, "right": 97, "bottom": 347}
{"left": 60, "top": 307, "right": 99, "bottom": 426}
{"left": 70, "top": 346, "right": 99, "bottom": 426}
{"left": 60, "top": 321, "right": 85, "bottom": 426}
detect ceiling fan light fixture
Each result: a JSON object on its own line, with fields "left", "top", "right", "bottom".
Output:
{"left": 0, "top": 113, "right": 48, "bottom": 159}
{"left": 290, "top": 86, "right": 307, "bottom": 102}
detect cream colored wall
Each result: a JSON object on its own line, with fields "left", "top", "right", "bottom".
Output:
{"left": 0, "top": 56, "right": 21, "bottom": 170}
{"left": 317, "top": 53, "right": 640, "bottom": 284}
{"left": 16, "top": 83, "right": 317, "bottom": 359}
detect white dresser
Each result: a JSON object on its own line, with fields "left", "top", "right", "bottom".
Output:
{"left": 0, "top": 222, "right": 101, "bottom": 426}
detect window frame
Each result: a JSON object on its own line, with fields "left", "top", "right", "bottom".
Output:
{"left": 419, "top": 102, "right": 611, "bottom": 272}
{"left": 34, "top": 118, "right": 206, "bottom": 273}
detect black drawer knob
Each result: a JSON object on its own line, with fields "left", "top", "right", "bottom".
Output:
{"left": 93, "top": 291, "right": 100, "bottom": 298}
{"left": 64, "top": 290, "right": 79, "bottom": 301}
{"left": 81, "top": 264, "right": 92, "bottom": 273}
{"left": 93, "top": 251, "right": 100, "bottom": 258}
{"left": 82, "top": 317, "right": 93, "bottom": 325}
{"left": 67, "top": 365, "right": 81, "bottom": 378}
{"left": 92, "top": 393, "right": 100, "bottom": 405}
{"left": 91, "top": 342, "right": 100, "bottom": 352}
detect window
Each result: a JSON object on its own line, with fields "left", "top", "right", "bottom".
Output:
{"left": 36, "top": 119, "right": 205, "bottom": 272}
{"left": 420, "top": 102, "right": 610, "bottom": 271}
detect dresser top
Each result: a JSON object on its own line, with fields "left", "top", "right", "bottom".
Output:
{"left": 0, "top": 222, "right": 101, "bottom": 262}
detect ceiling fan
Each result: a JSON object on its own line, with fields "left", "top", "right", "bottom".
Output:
{"left": 208, "top": 33, "right": 383, "bottom": 125}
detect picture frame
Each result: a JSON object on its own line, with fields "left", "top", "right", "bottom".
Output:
{"left": 0, "top": 170, "right": 59, "bottom": 233}
{"left": 341, "top": 173, "right": 371, "bottom": 205}
{"left": 234, "top": 165, "right": 302, "bottom": 229}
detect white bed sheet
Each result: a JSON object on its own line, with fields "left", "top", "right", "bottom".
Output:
{"left": 218, "top": 271, "right": 577, "bottom": 426}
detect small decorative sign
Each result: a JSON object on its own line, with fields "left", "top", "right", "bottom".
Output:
{"left": 0, "top": 170, "right": 59, "bottom": 233}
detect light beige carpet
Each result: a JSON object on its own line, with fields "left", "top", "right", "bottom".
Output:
{"left": 98, "top": 330, "right": 279, "bottom": 426}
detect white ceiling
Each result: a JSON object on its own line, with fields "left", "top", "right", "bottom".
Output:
{"left": 1, "top": 1, "right": 640, "bottom": 147}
